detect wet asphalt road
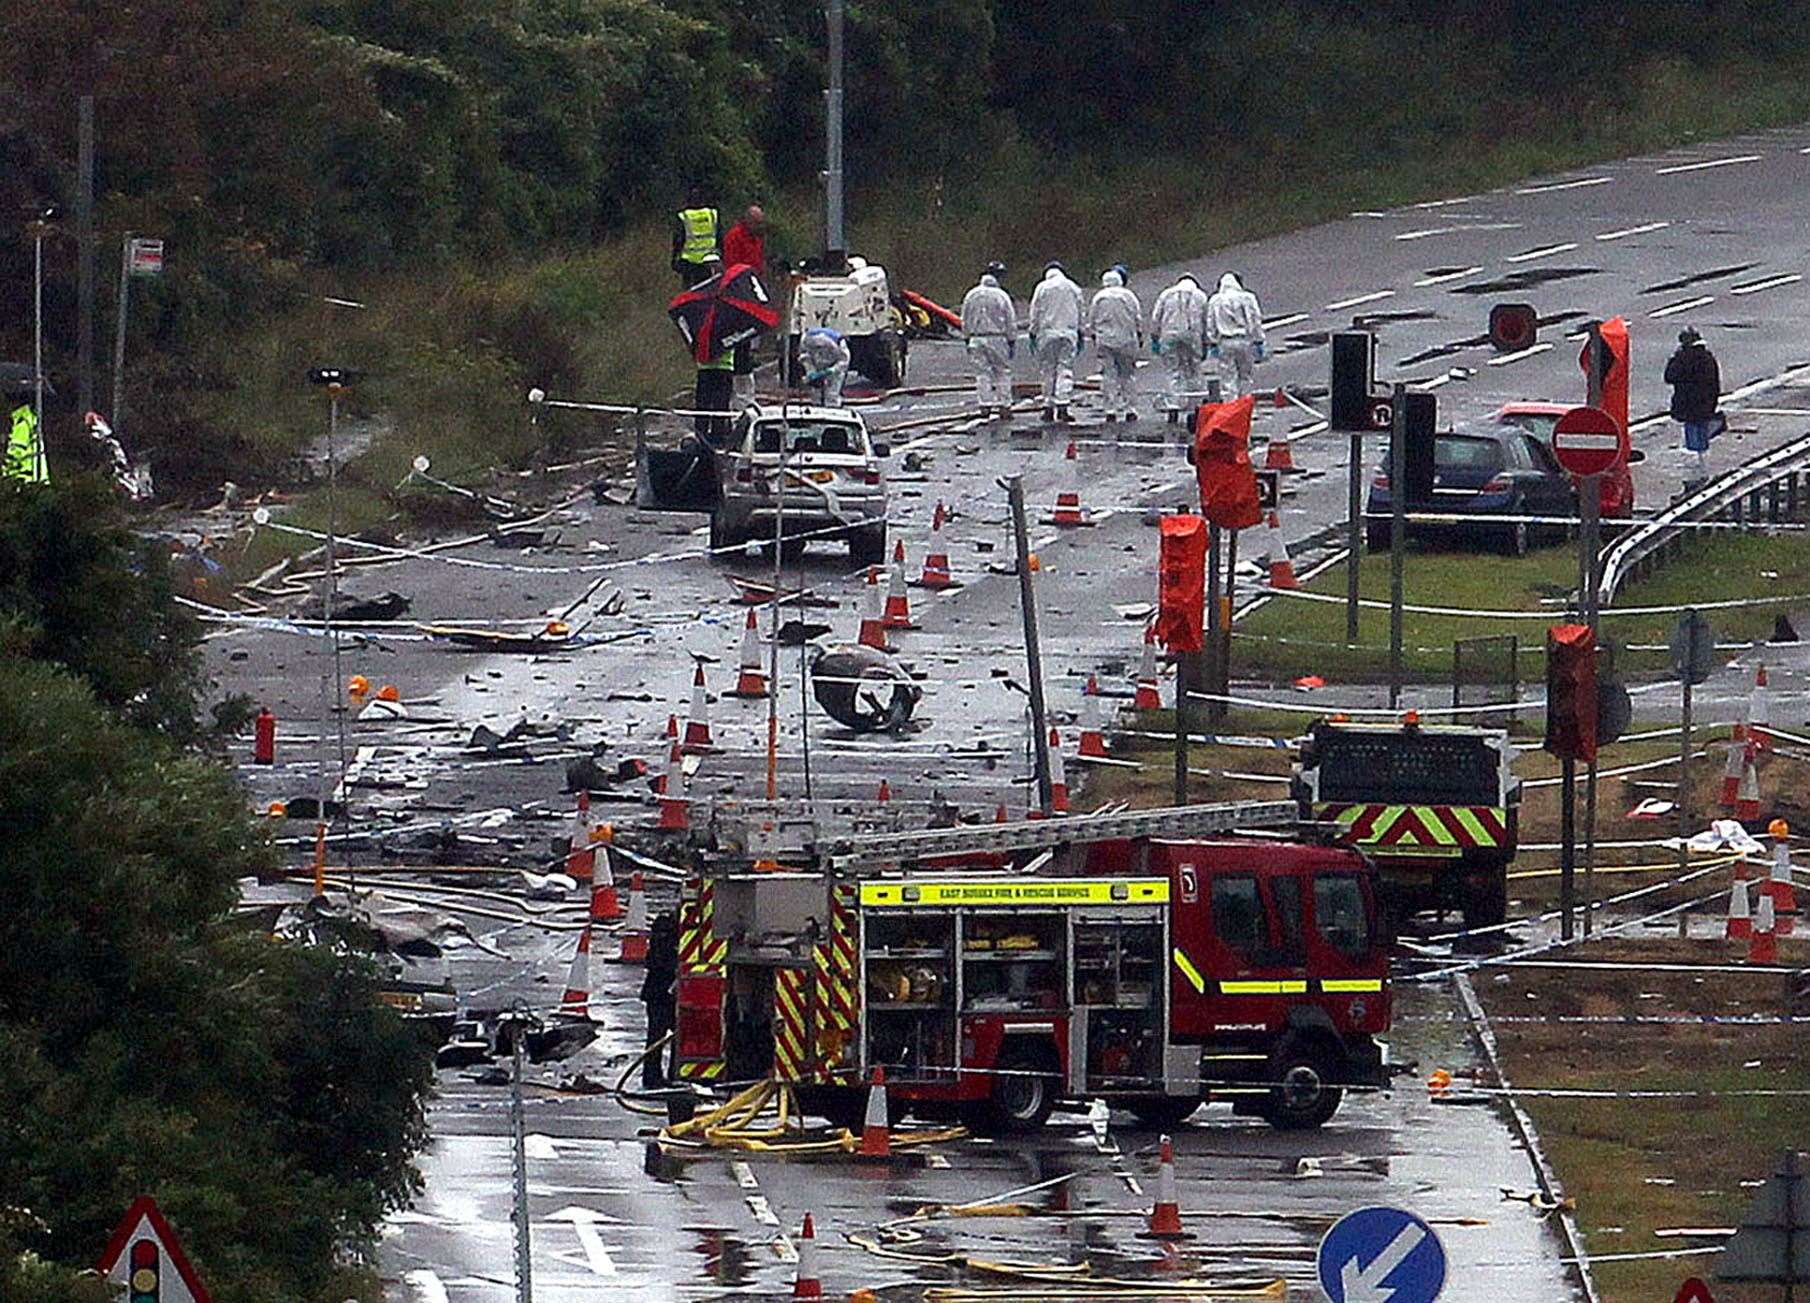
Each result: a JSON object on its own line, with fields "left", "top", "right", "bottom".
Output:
{"left": 208, "top": 123, "right": 1810, "bottom": 1299}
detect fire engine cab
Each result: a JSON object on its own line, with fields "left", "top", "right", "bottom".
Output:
{"left": 671, "top": 803, "right": 1391, "bottom": 1132}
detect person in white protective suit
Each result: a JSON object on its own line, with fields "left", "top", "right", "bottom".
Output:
{"left": 1086, "top": 269, "right": 1144, "bottom": 424}
{"left": 960, "top": 262, "right": 1017, "bottom": 420}
{"left": 1028, "top": 261, "right": 1084, "bottom": 423}
{"left": 799, "top": 326, "right": 851, "bottom": 407}
{"left": 1206, "top": 271, "right": 1266, "bottom": 400}
{"left": 1150, "top": 272, "right": 1210, "bottom": 423}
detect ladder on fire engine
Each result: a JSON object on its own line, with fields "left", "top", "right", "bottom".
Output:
{"left": 817, "top": 800, "right": 1299, "bottom": 872}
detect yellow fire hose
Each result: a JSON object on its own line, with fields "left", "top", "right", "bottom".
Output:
{"left": 656, "top": 1078, "right": 967, "bottom": 1155}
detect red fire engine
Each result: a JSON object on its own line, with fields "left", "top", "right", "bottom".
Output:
{"left": 671, "top": 802, "right": 1391, "bottom": 1132}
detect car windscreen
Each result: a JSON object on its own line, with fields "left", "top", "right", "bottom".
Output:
{"left": 1435, "top": 435, "right": 1504, "bottom": 472}
{"left": 1312, "top": 730, "right": 1500, "bottom": 805}
{"left": 1497, "top": 412, "right": 1562, "bottom": 439}
{"left": 752, "top": 421, "right": 865, "bottom": 457}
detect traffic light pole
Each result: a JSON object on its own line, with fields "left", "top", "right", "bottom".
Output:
{"left": 1580, "top": 325, "right": 1606, "bottom": 938}
{"left": 1388, "top": 385, "right": 1407, "bottom": 708}
{"left": 1347, "top": 430, "right": 1363, "bottom": 644}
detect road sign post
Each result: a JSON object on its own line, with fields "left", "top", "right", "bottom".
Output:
{"left": 1318, "top": 1205, "right": 1447, "bottom": 1303}
{"left": 1671, "top": 610, "right": 1715, "bottom": 877}
{"left": 1388, "top": 385, "right": 1407, "bottom": 708}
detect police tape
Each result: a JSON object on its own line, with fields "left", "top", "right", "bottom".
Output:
{"left": 1248, "top": 581, "right": 1810, "bottom": 618}
{"left": 1419, "top": 854, "right": 1738, "bottom": 946}
{"left": 1185, "top": 688, "right": 1550, "bottom": 717}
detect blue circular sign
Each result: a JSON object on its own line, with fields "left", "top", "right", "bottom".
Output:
{"left": 1317, "top": 1205, "right": 1447, "bottom": 1303}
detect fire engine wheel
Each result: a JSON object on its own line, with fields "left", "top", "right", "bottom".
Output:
{"left": 1262, "top": 1038, "right": 1343, "bottom": 1131}
{"left": 1124, "top": 1096, "right": 1202, "bottom": 1130}
{"left": 982, "top": 1049, "right": 1057, "bottom": 1132}
{"left": 1461, "top": 875, "right": 1509, "bottom": 930}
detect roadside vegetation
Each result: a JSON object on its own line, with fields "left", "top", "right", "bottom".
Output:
{"left": 0, "top": 480, "right": 437, "bottom": 1302}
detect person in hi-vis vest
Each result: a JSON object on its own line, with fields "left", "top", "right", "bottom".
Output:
{"left": 671, "top": 184, "right": 723, "bottom": 287}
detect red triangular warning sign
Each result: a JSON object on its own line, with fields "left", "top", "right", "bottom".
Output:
{"left": 96, "top": 1196, "right": 212, "bottom": 1303}
{"left": 1673, "top": 1279, "right": 1715, "bottom": 1303}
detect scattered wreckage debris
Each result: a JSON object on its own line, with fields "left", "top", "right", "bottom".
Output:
{"left": 812, "top": 644, "right": 923, "bottom": 732}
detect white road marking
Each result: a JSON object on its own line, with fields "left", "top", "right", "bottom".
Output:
{"left": 544, "top": 1208, "right": 618, "bottom": 1277}
{"left": 1517, "top": 176, "right": 1612, "bottom": 194}
{"left": 925, "top": 1152, "right": 952, "bottom": 1169}
{"left": 1800, "top": 146, "right": 1810, "bottom": 154}
{"left": 523, "top": 1133, "right": 560, "bottom": 1160}
{"left": 745, "top": 1193, "right": 781, "bottom": 1227}
{"left": 1415, "top": 266, "right": 1482, "bottom": 287}
{"left": 404, "top": 1270, "right": 451, "bottom": 1303}
{"left": 1412, "top": 195, "right": 1474, "bottom": 209}
{"left": 1597, "top": 220, "right": 1671, "bottom": 241}
{"left": 1262, "top": 312, "right": 1311, "bottom": 330}
{"left": 1656, "top": 153, "right": 1763, "bottom": 174}
{"left": 1731, "top": 273, "right": 1803, "bottom": 296}
{"left": 1742, "top": 407, "right": 1810, "bottom": 416}
{"left": 1486, "top": 342, "right": 1554, "bottom": 367}
{"left": 1396, "top": 221, "right": 1520, "bottom": 240}
{"left": 773, "top": 1233, "right": 799, "bottom": 1264}
{"left": 1325, "top": 290, "right": 1394, "bottom": 311}
{"left": 1649, "top": 294, "right": 1715, "bottom": 318}
{"left": 730, "top": 1160, "right": 760, "bottom": 1191}
{"left": 1505, "top": 242, "right": 1578, "bottom": 263}
{"left": 1395, "top": 228, "right": 1451, "bottom": 241}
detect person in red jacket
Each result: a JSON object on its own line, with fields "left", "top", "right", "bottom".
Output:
{"left": 723, "top": 206, "right": 767, "bottom": 400}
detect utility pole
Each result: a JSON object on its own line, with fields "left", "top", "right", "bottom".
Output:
{"left": 77, "top": 97, "right": 94, "bottom": 424}
{"left": 766, "top": 435, "right": 787, "bottom": 801}
{"left": 1005, "top": 475, "right": 1053, "bottom": 814}
{"left": 30, "top": 212, "right": 48, "bottom": 430}
{"left": 1388, "top": 384, "right": 1407, "bottom": 707}
{"left": 111, "top": 234, "right": 131, "bottom": 433}
{"left": 509, "top": 1009, "right": 533, "bottom": 1303}
{"left": 823, "top": 0, "right": 845, "bottom": 253}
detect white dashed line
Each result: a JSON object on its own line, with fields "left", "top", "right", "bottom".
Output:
{"left": 1730, "top": 273, "right": 1803, "bottom": 296}
{"left": 1649, "top": 295, "right": 1715, "bottom": 318}
{"left": 1325, "top": 290, "right": 1395, "bottom": 311}
{"left": 1655, "top": 153, "right": 1763, "bottom": 174}
{"left": 1415, "top": 266, "right": 1482, "bottom": 287}
{"left": 1263, "top": 312, "right": 1311, "bottom": 330}
{"left": 1505, "top": 242, "right": 1579, "bottom": 263}
{"left": 1517, "top": 177, "right": 1612, "bottom": 194}
{"left": 1800, "top": 146, "right": 1810, "bottom": 155}
{"left": 1486, "top": 343, "right": 1554, "bottom": 367}
{"left": 1395, "top": 222, "right": 1520, "bottom": 241}
{"left": 1412, "top": 196, "right": 1475, "bottom": 209}
{"left": 1597, "top": 221, "right": 1671, "bottom": 241}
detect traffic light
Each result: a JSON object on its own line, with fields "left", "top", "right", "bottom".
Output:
{"left": 1544, "top": 624, "right": 1598, "bottom": 763}
{"left": 1596, "top": 638, "right": 1632, "bottom": 747}
{"left": 1330, "top": 331, "right": 1376, "bottom": 430}
{"left": 128, "top": 1238, "right": 160, "bottom": 1302}
{"left": 1400, "top": 390, "right": 1437, "bottom": 506}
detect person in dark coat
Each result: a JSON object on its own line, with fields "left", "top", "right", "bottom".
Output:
{"left": 639, "top": 910, "right": 679, "bottom": 1088}
{"left": 1664, "top": 327, "right": 1721, "bottom": 481}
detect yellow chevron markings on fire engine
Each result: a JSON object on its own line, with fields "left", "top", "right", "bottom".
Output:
{"left": 1172, "top": 948, "right": 1207, "bottom": 994}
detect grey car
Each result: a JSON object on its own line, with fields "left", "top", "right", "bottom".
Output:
{"left": 710, "top": 404, "right": 890, "bottom": 564}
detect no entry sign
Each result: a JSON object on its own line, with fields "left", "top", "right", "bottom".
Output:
{"left": 1552, "top": 405, "right": 1627, "bottom": 477}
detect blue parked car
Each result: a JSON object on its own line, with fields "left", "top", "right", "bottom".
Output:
{"left": 1365, "top": 425, "right": 1577, "bottom": 556}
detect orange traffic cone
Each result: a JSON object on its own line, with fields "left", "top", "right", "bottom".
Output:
{"left": 589, "top": 834, "right": 624, "bottom": 921}
{"left": 1769, "top": 820, "right": 1797, "bottom": 935}
{"left": 1720, "top": 736, "right": 1745, "bottom": 808}
{"left": 565, "top": 791, "right": 597, "bottom": 882}
{"left": 658, "top": 742, "right": 689, "bottom": 832}
{"left": 1079, "top": 689, "right": 1109, "bottom": 759}
{"left": 560, "top": 925, "right": 592, "bottom": 1018}
{"left": 1736, "top": 743, "right": 1762, "bottom": 821}
{"left": 1749, "top": 664, "right": 1771, "bottom": 751}
{"left": 616, "top": 871, "right": 650, "bottom": 963}
{"left": 793, "top": 1212, "right": 823, "bottom": 1300}
{"left": 730, "top": 609, "right": 768, "bottom": 698}
{"left": 918, "top": 501, "right": 955, "bottom": 589}
{"left": 995, "top": 801, "right": 1008, "bottom": 823}
{"left": 857, "top": 1068, "right": 892, "bottom": 1159}
{"left": 858, "top": 580, "right": 892, "bottom": 651}
{"left": 1052, "top": 440, "right": 1088, "bottom": 527}
{"left": 1141, "top": 1134, "right": 1189, "bottom": 1239}
{"left": 1265, "top": 510, "right": 1298, "bottom": 590}
{"left": 883, "top": 540, "right": 916, "bottom": 629}
{"left": 1750, "top": 893, "right": 1779, "bottom": 965}
{"left": 1263, "top": 418, "right": 1295, "bottom": 472}
{"left": 1135, "top": 625, "right": 1162, "bottom": 710}
{"left": 666, "top": 712, "right": 680, "bottom": 743}
{"left": 682, "top": 663, "right": 715, "bottom": 752}
{"left": 877, "top": 777, "right": 892, "bottom": 805}
{"left": 1726, "top": 876, "right": 1753, "bottom": 940}
{"left": 1048, "top": 726, "right": 1070, "bottom": 815}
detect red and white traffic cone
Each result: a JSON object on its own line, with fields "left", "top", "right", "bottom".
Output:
{"left": 856, "top": 1068, "right": 891, "bottom": 1159}
{"left": 1726, "top": 876, "right": 1753, "bottom": 940}
{"left": 682, "top": 663, "right": 715, "bottom": 752}
{"left": 1135, "top": 625, "right": 1162, "bottom": 711}
{"left": 1720, "top": 735, "right": 1745, "bottom": 808}
{"left": 1749, "top": 664, "right": 1771, "bottom": 751}
{"left": 995, "top": 801, "right": 1009, "bottom": 823}
{"left": 1768, "top": 820, "right": 1797, "bottom": 935}
{"left": 1265, "top": 509, "right": 1298, "bottom": 590}
{"left": 1750, "top": 893, "right": 1779, "bottom": 965}
{"left": 883, "top": 540, "right": 916, "bottom": 629}
{"left": 1736, "top": 743, "right": 1762, "bottom": 822}
{"left": 729, "top": 609, "right": 768, "bottom": 698}
{"left": 793, "top": 1212, "right": 823, "bottom": 1300}
{"left": 1048, "top": 726, "right": 1070, "bottom": 815}
{"left": 1079, "top": 689, "right": 1109, "bottom": 759}
{"left": 616, "top": 871, "right": 650, "bottom": 963}
{"left": 1141, "top": 1134, "right": 1189, "bottom": 1239}
{"left": 658, "top": 741, "right": 690, "bottom": 832}
{"left": 918, "top": 500, "right": 955, "bottom": 589}
{"left": 666, "top": 712, "right": 680, "bottom": 743}
{"left": 855, "top": 579, "right": 891, "bottom": 651}
{"left": 876, "top": 777, "right": 892, "bottom": 805}
{"left": 589, "top": 835, "right": 624, "bottom": 921}
{"left": 560, "top": 925, "right": 592, "bottom": 1018}
{"left": 565, "top": 791, "right": 597, "bottom": 882}
{"left": 1052, "top": 440, "right": 1088, "bottom": 527}
{"left": 1263, "top": 410, "right": 1295, "bottom": 472}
